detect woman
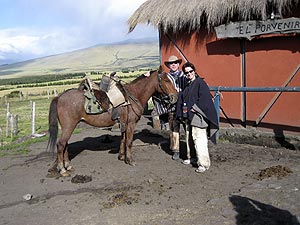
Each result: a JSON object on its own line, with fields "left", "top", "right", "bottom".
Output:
{"left": 176, "top": 62, "right": 219, "bottom": 173}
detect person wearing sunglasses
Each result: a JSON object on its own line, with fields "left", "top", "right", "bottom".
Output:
{"left": 176, "top": 62, "right": 219, "bottom": 173}
{"left": 152, "top": 55, "right": 188, "bottom": 160}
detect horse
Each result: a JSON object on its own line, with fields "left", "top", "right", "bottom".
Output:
{"left": 47, "top": 69, "right": 178, "bottom": 176}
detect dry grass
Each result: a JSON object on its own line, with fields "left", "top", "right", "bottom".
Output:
{"left": 128, "top": 0, "right": 300, "bottom": 32}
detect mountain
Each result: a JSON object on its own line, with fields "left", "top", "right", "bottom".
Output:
{"left": 0, "top": 38, "right": 160, "bottom": 78}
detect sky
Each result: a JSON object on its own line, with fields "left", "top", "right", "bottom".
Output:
{"left": 0, "top": 0, "right": 157, "bottom": 65}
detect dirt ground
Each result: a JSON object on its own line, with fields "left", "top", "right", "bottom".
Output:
{"left": 1, "top": 116, "right": 300, "bottom": 225}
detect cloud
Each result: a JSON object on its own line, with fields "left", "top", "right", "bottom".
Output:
{"left": 0, "top": 0, "right": 156, "bottom": 64}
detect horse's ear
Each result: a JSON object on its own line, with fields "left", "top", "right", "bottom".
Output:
{"left": 158, "top": 65, "right": 164, "bottom": 74}
{"left": 110, "top": 72, "right": 116, "bottom": 78}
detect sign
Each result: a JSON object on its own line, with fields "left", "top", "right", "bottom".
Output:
{"left": 215, "top": 17, "right": 300, "bottom": 40}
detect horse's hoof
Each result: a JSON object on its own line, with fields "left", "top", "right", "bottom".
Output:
{"left": 59, "top": 168, "right": 71, "bottom": 177}
{"left": 66, "top": 165, "right": 74, "bottom": 171}
{"left": 118, "top": 154, "right": 125, "bottom": 161}
{"left": 125, "top": 159, "right": 136, "bottom": 166}
{"left": 60, "top": 171, "right": 71, "bottom": 177}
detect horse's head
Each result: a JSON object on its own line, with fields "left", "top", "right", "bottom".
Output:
{"left": 156, "top": 71, "right": 178, "bottom": 105}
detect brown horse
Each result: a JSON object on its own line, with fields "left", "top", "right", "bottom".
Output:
{"left": 47, "top": 69, "right": 177, "bottom": 176}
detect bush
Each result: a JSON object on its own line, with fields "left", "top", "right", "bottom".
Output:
{"left": 5, "top": 91, "right": 22, "bottom": 98}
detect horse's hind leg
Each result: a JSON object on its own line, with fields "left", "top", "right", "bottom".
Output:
{"left": 57, "top": 126, "right": 77, "bottom": 176}
{"left": 56, "top": 139, "right": 69, "bottom": 176}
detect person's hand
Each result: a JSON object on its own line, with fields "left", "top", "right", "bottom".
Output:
{"left": 144, "top": 71, "right": 150, "bottom": 77}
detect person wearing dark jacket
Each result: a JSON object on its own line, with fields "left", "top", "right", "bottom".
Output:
{"left": 176, "top": 62, "right": 219, "bottom": 173}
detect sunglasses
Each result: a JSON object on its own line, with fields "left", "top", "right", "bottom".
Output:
{"left": 169, "top": 61, "right": 179, "bottom": 65}
{"left": 184, "top": 70, "right": 194, "bottom": 75}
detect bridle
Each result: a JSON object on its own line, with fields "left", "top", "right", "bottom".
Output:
{"left": 115, "top": 71, "right": 178, "bottom": 119}
{"left": 157, "top": 72, "right": 177, "bottom": 105}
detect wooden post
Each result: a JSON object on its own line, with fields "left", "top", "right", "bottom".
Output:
{"left": 5, "top": 103, "right": 10, "bottom": 137}
{"left": 11, "top": 114, "right": 18, "bottom": 136}
{"left": 31, "top": 101, "right": 36, "bottom": 135}
{"left": 19, "top": 91, "right": 22, "bottom": 101}
{"left": 0, "top": 127, "right": 3, "bottom": 147}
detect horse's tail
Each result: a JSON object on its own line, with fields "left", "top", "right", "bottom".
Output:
{"left": 47, "top": 97, "right": 59, "bottom": 153}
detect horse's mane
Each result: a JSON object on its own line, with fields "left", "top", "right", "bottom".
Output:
{"left": 129, "top": 70, "right": 157, "bottom": 85}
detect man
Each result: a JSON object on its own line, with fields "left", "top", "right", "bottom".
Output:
{"left": 153, "top": 55, "right": 187, "bottom": 160}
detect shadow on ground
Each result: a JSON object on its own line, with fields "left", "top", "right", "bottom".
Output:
{"left": 230, "top": 195, "right": 300, "bottom": 225}
{"left": 68, "top": 128, "right": 169, "bottom": 160}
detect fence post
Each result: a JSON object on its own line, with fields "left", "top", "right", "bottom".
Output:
{"left": 19, "top": 91, "right": 22, "bottom": 101}
{"left": 0, "top": 127, "right": 3, "bottom": 147}
{"left": 31, "top": 101, "right": 36, "bottom": 135}
{"left": 5, "top": 103, "right": 10, "bottom": 137}
{"left": 10, "top": 114, "right": 18, "bottom": 137}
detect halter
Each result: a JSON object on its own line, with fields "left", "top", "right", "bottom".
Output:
{"left": 157, "top": 72, "right": 177, "bottom": 105}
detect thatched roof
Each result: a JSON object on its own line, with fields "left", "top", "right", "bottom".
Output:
{"left": 128, "top": 0, "right": 300, "bottom": 33}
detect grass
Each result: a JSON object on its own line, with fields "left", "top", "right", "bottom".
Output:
{"left": 0, "top": 42, "right": 159, "bottom": 78}
{"left": 0, "top": 71, "right": 148, "bottom": 154}
{"left": 0, "top": 135, "right": 49, "bottom": 157}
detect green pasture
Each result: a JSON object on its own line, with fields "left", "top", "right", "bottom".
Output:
{"left": 0, "top": 71, "right": 148, "bottom": 152}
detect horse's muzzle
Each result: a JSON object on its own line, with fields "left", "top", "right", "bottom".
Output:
{"left": 170, "top": 94, "right": 178, "bottom": 104}
{"left": 163, "top": 94, "right": 177, "bottom": 105}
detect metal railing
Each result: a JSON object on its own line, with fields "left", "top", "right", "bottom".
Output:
{"left": 210, "top": 64, "right": 300, "bottom": 127}
{"left": 210, "top": 86, "right": 300, "bottom": 127}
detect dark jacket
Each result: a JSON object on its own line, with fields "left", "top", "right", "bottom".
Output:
{"left": 176, "top": 76, "right": 219, "bottom": 143}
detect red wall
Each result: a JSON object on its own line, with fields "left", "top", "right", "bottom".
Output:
{"left": 245, "top": 36, "right": 300, "bottom": 128}
{"left": 160, "top": 31, "right": 300, "bottom": 134}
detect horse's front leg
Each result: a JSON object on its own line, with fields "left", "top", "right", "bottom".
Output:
{"left": 63, "top": 143, "right": 74, "bottom": 172}
{"left": 118, "top": 131, "right": 126, "bottom": 161}
{"left": 124, "top": 123, "right": 136, "bottom": 166}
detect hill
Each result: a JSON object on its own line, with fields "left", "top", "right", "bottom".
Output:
{"left": 0, "top": 40, "right": 160, "bottom": 78}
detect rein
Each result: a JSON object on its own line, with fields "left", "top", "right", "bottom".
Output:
{"left": 111, "top": 71, "right": 175, "bottom": 118}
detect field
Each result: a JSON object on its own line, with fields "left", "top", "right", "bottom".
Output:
{"left": 0, "top": 70, "right": 149, "bottom": 148}
{"left": 0, "top": 39, "right": 160, "bottom": 148}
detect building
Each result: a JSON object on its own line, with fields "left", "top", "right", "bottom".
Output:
{"left": 128, "top": 0, "right": 300, "bottom": 135}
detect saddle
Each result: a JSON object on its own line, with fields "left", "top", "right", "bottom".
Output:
{"left": 79, "top": 73, "right": 130, "bottom": 116}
